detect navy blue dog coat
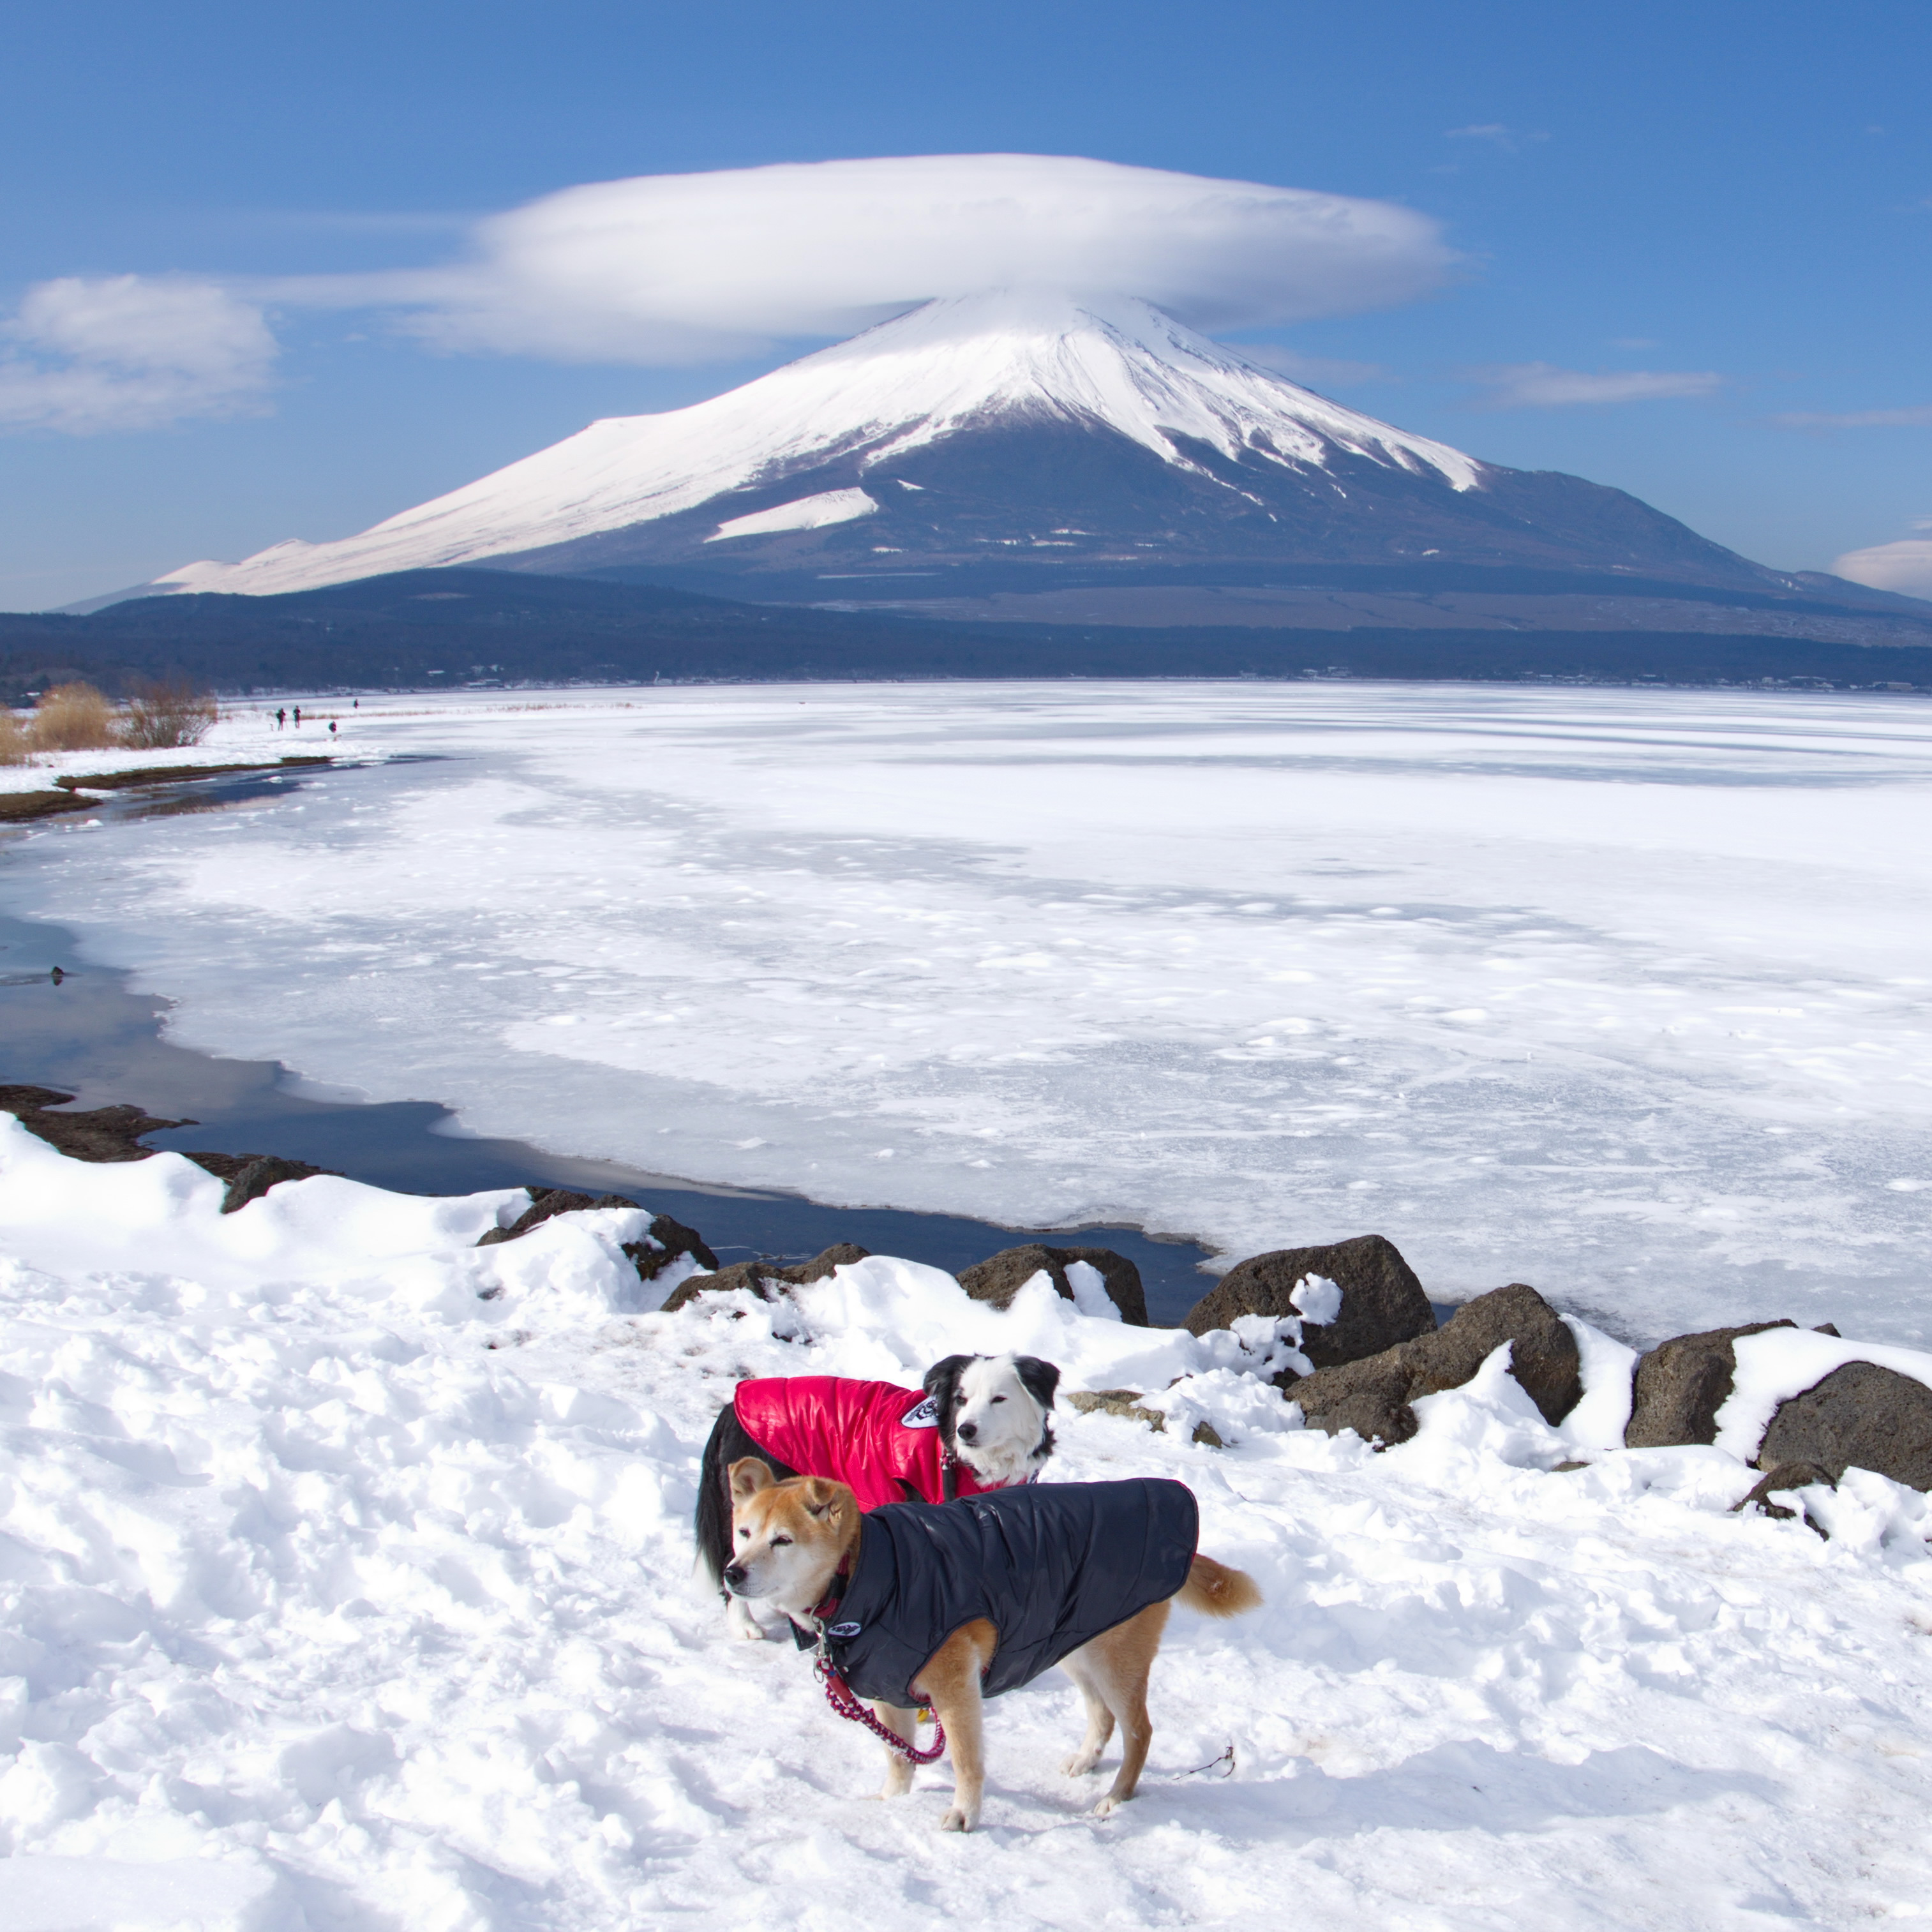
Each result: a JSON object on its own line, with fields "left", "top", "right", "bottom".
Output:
{"left": 809, "top": 1478, "right": 1199, "bottom": 1707}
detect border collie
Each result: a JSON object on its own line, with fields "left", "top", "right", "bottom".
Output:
{"left": 695, "top": 1354, "right": 1058, "bottom": 1638}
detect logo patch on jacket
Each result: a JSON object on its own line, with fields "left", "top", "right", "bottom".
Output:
{"left": 827, "top": 1621, "right": 862, "bottom": 1639}
{"left": 898, "top": 1396, "right": 939, "bottom": 1428}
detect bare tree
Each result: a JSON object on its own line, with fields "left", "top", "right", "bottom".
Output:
{"left": 119, "top": 682, "right": 220, "bottom": 749}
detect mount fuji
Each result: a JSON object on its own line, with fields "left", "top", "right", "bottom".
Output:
{"left": 124, "top": 291, "right": 1829, "bottom": 609}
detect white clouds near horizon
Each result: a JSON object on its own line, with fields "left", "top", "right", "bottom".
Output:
{"left": 1461, "top": 361, "right": 1724, "bottom": 408}
{"left": 1832, "top": 528, "right": 1932, "bottom": 598}
{"left": 0, "top": 276, "right": 277, "bottom": 433}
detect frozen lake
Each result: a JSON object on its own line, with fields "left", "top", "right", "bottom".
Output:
{"left": 4, "top": 680, "right": 1929, "bottom": 1344}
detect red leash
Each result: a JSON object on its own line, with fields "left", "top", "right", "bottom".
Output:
{"left": 812, "top": 1654, "right": 948, "bottom": 1762}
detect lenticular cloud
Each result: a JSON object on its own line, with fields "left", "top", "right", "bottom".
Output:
{"left": 343, "top": 154, "right": 1457, "bottom": 364}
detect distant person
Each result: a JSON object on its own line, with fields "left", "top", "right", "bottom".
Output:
{"left": 293, "top": 706, "right": 301, "bottom": 726}
{"left": 275, "top": 707, "right": 286, "bottom": 730}
{"left": 329, "top": 720, "right": 338, "bottom": 736}
{"left": 352, "top": 698, "right": 359, "bottom": 709}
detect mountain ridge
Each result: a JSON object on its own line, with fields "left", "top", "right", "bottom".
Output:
{"left": 87, "top": 291, "right": 1829, "bottom": 610}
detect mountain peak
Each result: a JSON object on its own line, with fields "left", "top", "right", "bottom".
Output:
{"left": 139, "top": 292, "right": 1489, "bottom": 599}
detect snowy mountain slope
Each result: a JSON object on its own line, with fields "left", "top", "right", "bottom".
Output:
{"left": 133, "top": 291, "right": 1778, "bottom": 604}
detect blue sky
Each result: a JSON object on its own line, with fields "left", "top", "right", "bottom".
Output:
{"left": 2, "top": 0, "right": 1928, "bottom": 608}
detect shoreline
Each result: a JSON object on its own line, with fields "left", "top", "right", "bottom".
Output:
{"left": 0, "top": 827, "right": 1228, "bottom": 1321}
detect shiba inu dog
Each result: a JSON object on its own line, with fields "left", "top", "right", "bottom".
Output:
{"left": 724, "top": 1459, "right": 1260, "bottom": 1831}
{"left": 696, "top": 1354, "right": 1059, "bottom": 1637}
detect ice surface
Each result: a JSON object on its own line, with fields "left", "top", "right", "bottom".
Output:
{"left": 1, "top": 1118, "right": 1929, "bottom": 1928}
{"left": 4, "top": 682, "right": 1932, "bottom": 1344}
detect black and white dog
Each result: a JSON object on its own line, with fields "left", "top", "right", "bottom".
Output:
{"left": 696, "top": 1352, "right": 1060, "bottom": 1637}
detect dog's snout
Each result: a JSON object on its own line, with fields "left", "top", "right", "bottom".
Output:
{"left": 955, "top": 1420, "right": 978, "bottom": 1443}
{"left": 722, "top": 1563, "right": 748, "bottom": 1591}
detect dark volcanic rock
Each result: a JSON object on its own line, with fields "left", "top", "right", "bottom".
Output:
{"left": 478, "top": 1188, "right": 642, "bottom": 1246}
{"left": 629, "top": 1212, "right": 721, "bottom": 1280}
{"left": 182, "top": 1150, "right": 332, "bottom": 1213}
{"left": 658, "top": 1242, "right": 870, "bottom": 1315}
{"left": 1405, "top": 1284, "right": 1582, "bottom": 1424}
{"left": 1288, "top": 1282, "right": 1582, "bottom": 1447}
{"left": 957, "top": 1244, "right": 1149, "bottom": 1325}
{"left": 1730, "top": 1460, "right": 1835, "bottom": 1522}
{"left": 1288, "top": 1352, "right": 1421, "bottom": 1447}
{"left": 1, "top": 1084, "right": 195, "bottom": 1161}
{"left": 1183, "top": 1234, "right": 1433, "bottom": 1370}
{"left": 481, "top": 1190, "right": 719, "bottom": 1288}
{"left": 1757, "top": 1361, "right": 1932, "bottom": 1491}
{"left": 1623, "top": 1321, "right": 1797, "bottom": 1449}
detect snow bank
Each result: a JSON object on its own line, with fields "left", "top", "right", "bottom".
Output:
{"left": 4, "top": 1117, "right": 1931, "bottom": 1928}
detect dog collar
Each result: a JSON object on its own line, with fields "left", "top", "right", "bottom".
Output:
{"left": 809, "top": 1552, "right": 855, "bottom": 1624}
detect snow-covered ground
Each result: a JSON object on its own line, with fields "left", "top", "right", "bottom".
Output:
{"left": 0, "top": 1119, "right": 1928, "bottom": 1930}
{"left": 3, "top": 682, "right": 1930, "bottom": 1343}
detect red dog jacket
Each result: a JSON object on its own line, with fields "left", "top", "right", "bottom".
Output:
{"left": 730, "top": 1375, "right": 999, "bottom": 1513}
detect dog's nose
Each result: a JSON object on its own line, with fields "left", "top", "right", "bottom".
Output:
{"left": 956, "top": 1421, "right": 978, "bottom": 1443}
{"left": 723, "top": 1564, "right": 748, "bottom": 1591}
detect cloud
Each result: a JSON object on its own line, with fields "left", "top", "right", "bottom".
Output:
{"left": 1770, "top": 404, "right": 1932, "bottom": 430}
{"left": 0, "top": 276, "right": 277, "bottom": 433}
{"left": 1231, "top": 343, "right": 1395, "bottom": 387}
{"left": 1460, "top": 361, "right": 1723, "bottom": 408}
{"left": 1833, "top": 535, "right": 1932, "bottom": 599}
{"left": 275, "top": 154, "right": 1460, "bottom": 365}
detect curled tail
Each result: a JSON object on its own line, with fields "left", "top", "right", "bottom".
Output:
{"left": 1178, "top": 1554, "right": 1262, "bottom": 1617}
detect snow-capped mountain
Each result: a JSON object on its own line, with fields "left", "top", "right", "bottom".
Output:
{"left": 143, "top": 290, "right": 1775, "bottom": 601}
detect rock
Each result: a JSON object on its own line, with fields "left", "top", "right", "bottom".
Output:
{"left": 1287, "top": 1352, "right": 1419, "bottom": 1446}
{"left": 956, "top": 1244, "right": 1149, "bottom": 1325}
{"left": 1812, "top": 1323, "right": 1841, "bottom": 1337}
{"left": 1287, "top": 1283, "right": 1582, "bottom": 1447}
{"left": 657, "top": 1242, "right": 869, "bottom": 1315}
{"left": 1, "top": 1084, "right": 193, "bottom": 1162}
{"left": 1066, "top": 1388, "right": 1165, "bottom": 1427}
{"left": 182, "top": 1151, "right": 332, "bottom": 1213}
{"left": 627, "top": 1212, "right": 721, "bottom": 1281}
{"left": 1405, "top": 1284, "right": 1582, "bottom": 1423}
{"left": 1730, "top": 1460, "right": 1835, "bottom": 1522}
{"left": 1757, "top": 1361, "right": 1932, "bottom": 1491}
{"left": 477, "top": 1188, "right": 641, "bottom": 1246}
{"left": 1063, "top": 1389, "right": 1223, "bottom": 1447}
{"left": 480, "top": 1190, "right": 720, "bottom": 1289}
{"left": 1623, "top": 1321, "right": 1796, "bottom": 1449}
{"left": 1183, "top": 1234, "right": 1434, "bottom": 1371}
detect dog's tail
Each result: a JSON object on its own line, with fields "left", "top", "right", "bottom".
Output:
{"left": 1178, "top": 1554, "right": 1262, "bottom": 1617}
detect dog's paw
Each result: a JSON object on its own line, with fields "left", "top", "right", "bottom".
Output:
{"left": 1061, "top": 1751, "right": 1100, "bottom": 1777}
{"left": 1090, "top": 1793, "right": 1132, "bottom": 1818}
{"left": 940, "top": 1806, "right": 977, "bottom": 1833}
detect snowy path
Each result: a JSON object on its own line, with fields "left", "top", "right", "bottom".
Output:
{"left": 4, "top": 682, "right": 1931, "bottom": 1343}
{"left": 1, "top": 1121, "right": 1929, "bottom": 1929}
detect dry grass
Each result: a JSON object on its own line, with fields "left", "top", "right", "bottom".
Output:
{"left": 120, "top": 682, "right": 220, "bottom": 749}
{"left": 0, "top": 708, "right": 29, "bottom": 766}
{"left": 28, "top": 683, "right": 119, "bottom": 752}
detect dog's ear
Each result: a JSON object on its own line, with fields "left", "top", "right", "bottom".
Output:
{"left": 923, "top": 1354, "right": 975, "bottom": 1401}
{"left": 924, "top": 1353, "right": 975, "bottom": 1441}
{"left": 729, "top": 1456, "right": 776, "bottom": 1504}
{"left": 1012, "top": 1356, "right": 1061, "bottom": 1411}
{"left": 798, "top": 1477, "right": 851, "bottom": 1521}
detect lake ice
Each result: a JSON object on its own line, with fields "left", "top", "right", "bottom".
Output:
{"left": 4, "top": 680, "right": 1930, "bottom": 1343}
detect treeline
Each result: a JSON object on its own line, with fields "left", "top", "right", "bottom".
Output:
{"left": 3, "top": 569, "right": 1928, "bottom": 697}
